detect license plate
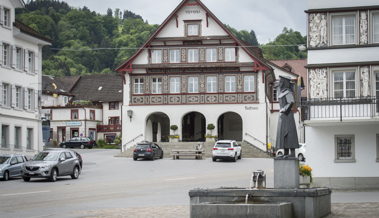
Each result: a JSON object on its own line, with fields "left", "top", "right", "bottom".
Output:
{"left": 138, "top": 154, "right": 145, "bottom": 156}
{"left": 29, "top": 172, "right": 34, "bottom": 175}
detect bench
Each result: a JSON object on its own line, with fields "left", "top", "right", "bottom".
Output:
{"left": 170, "top": 149, "right": 205, "bottom": 160}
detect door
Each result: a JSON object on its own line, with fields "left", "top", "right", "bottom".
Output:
{"left": 9, "top": 157, "right": 19, "bottom": 177}
{"left": 153, "top": 143, "right": 162, "bottom": 157}
{"left": 58, "top": 152, "right": 68, "bottom": 174}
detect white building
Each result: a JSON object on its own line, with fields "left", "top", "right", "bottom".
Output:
{"left": 304, "top": 0, "right": 379, "bottom": 188}
{"left": 115, "top": 0, "right": 303, "bottom": 152}
{"left": 0, "top": 0, "right": 51, "bottom": 156}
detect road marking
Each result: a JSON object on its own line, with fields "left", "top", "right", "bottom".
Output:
{"left": 165, "top": 177, "right": 196, "bottom": 181}
{"left": 1, "top": 190, "right": 51, "bottom": 197}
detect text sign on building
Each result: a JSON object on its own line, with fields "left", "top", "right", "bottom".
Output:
{"left": 67, "top": 121, "right": 82, "bottom": 126}
{"left": 245, "top": 106, "right": 259, "bottom": 110}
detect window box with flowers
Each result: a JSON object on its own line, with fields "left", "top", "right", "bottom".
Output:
{"left": 205, "top": 134, "right": 217, "bottom": 142}
{"left": 169, "top": 125, "right": 179, "bottom": 142}
{"left": 299, "top": 164, "right": 312, "bottom": 188}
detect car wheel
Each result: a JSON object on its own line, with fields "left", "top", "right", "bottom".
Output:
{"left": 212, "top": 157, "right": 216, "bottom": 162}
{"left": 49, "top": 168, "right": 57, "bottom": 182}
{"left": 3, "top": 171, "right": 9, "bottom": 181}
{"left": 160, "top": 151, "right": 164, "bottom": 159}
{"left": 233, "top": 153, "right": 237, "bottom": 162}
{"left": 151, "top": 154, "right": 155, "bottom": 161}
{"left": 238, "top": 151, "right": 242, "bottom": 159}
{"left": 89, "top": 146, "right": 93, "bottom": 149}
{"left": 71, "top": 166, "right": 80, "bottom": 179}
{"left": 62, "top": 144, "right": 67, "bottom": 149}
{"left": 22, "top": 176, "right": 31, "bottom": 182}
{"left": 277, "top": 152, "right": 283, "bottom": 157}
{"left": 80, "top": 144, "right": 85, "bottom": 149}
{"left": 298, "top": 154, "right": 304, "bottom": 161}
{"left": 133, "top": 157, "right": 137, "bottom": 161}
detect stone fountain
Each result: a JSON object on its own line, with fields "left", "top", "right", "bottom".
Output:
{"left": 188, "top": 76, "right": 332, "bottom": 218}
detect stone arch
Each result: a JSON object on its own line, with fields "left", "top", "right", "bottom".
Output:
{"left": 217, "top": 112, "right": 243, "bottom": 141}
{"left": 181, "top": 111, "right": 206, "bottom": 142}
{"left": 145, "top": 112, "right": 170, "bottom": 142}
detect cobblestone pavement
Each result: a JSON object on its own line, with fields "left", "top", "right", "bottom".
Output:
{"left": 74, "top": 203, "right": 379, "bottom": 218}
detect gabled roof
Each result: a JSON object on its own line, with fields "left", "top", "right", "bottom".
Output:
{"left": 115, "top": 0, "right": 272, "bottom": 73}
{"left": 13, "top": 20, "right": 52, "bottom": 44}
{"left": 70, "top": 74, "right": 123, "bottom": 103}
{"left": 42, "top": 75, "right": 80, "bottom": 96}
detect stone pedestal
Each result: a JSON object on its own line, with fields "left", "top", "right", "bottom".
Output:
{"left": 274, "top": 157, "right": 299, "bottom": 189}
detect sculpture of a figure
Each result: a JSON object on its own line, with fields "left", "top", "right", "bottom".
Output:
{"left": 360, "top": 12, "right": 368, "bottom": 44}
{"left": 309, "top": 69, "right": 317, "bottom": 98}
{"left": 317, "top": 69, "right": 327, "bottom": 98}
{"left": 361, "top": 67, "right": 370, "bottom": 97}
{"left": 275, "top": 76, "right": 299, "bottom": 157}
{"left": 319, "top": 14, "right": 327, "bottom": 44}
{"left": 309, "top": 14, "right": 321, "bottom": 47}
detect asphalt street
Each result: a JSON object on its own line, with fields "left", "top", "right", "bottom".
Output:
{"left": 0, "top": 149, "right": 378, "bottom": 218}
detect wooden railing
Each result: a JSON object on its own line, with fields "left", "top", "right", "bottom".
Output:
{"left": 97, "top": 124, "right": 122, "bottom": 132}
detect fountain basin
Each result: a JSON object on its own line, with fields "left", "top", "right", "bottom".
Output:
{"left": 189, "top": 187, "right": 331, "bottom": 218}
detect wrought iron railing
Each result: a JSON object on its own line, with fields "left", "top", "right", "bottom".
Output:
{"left": 97, "top": 124, "right": 122, "bottom": 132}
{"left": 302, "top": 96, "right": 378, "bottom": 121}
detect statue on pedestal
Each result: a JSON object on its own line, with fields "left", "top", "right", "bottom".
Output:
{"left": 275, "top": 76, "right": 299, "bottom": 157}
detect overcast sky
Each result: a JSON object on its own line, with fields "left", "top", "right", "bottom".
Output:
{"left": 61, "top": 0, "right": 308, "bottom": 44}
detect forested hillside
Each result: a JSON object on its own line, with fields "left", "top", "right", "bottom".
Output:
{"left": 16, "top": 1, "right": 306, "bottom": 77}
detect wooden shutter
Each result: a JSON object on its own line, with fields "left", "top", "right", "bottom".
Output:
{"left": 24, "top": 87, "right": 28, "bottom": 110}
{"left": 24, "top": 49, "right": 28, "bottom": 72}
{"left": 11, "top": 45, "right": 16, "bottom": 69}
{"left": 0, "top": 41, "right": 3, "bottom": 66}
{"left": 0, "top": 81, "right": 3, "bottom": 106}
{"left": 11, "top": 84, "right": 16, "bottom": 108}
{"left": 34, "top": 90, "right": 38, "bottom": 111}
{"left": 34, "top": 52, "right": 38, "bottom": 74}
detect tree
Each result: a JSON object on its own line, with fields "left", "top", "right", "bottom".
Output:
{"left": 107, "top": 8, "right": 112, "bottom": 17}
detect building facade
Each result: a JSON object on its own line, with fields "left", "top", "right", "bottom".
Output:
{"left": 0, "top": 0, "right": 51, "bottom": 156}
{"left": 304, "top": 0, "right": 379, "bottom": 188}
{"left": 116, "top": 0, "right": 303, "bottom": 152}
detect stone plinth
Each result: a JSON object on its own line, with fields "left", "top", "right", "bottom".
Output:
{"left": 274, "top": 157, "right": 299, "bottom": 189}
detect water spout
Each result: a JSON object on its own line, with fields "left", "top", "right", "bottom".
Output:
{"left": 254, "top": 174, "right": 260, "bottom": 190}
{"left": 245, "top": 191, "right": 252, "bottom": 204}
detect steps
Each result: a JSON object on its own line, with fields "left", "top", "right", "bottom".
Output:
{"left": 115, "top": 141, "right": 272, "bottom": 159}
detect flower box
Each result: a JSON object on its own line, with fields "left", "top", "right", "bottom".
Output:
{"left": 299, "top": 175, "right": 310, "bottom": 188}
{"left": 206, "top": 137, "right": 215, "bottom": 142}
{"left": 169, "top": 138, "right": 179, "bottom": 143}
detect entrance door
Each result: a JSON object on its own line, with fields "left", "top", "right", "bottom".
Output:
{"left": 182, "top": 112, "right": 206, "bottom": 142}
{"left": 71, "top": 129, "right": 79, "bottom": 138}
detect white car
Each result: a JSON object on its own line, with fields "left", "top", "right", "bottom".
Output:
{"left": 276, "top": 143, "right": 306, "bottom": 161}
{"left": 212, "top": 140, "right": 242, "bottom": 162}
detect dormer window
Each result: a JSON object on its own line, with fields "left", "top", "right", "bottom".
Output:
{"left": 185, "top": 21, "right": 201, "bottom": 36}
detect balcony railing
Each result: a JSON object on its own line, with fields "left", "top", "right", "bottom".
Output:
{"left": 97, "top": 124, "right": 122, "bottom": 132}
{"left": 302, "top": 96, "right": 379, "bottom": 121}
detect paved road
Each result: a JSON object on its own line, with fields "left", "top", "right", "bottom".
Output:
{"left": 1, "top": 149, "right": 378, "bottom": 218}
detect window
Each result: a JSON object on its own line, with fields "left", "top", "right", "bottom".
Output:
{"left": 188, "top": 49, "right": 198, "bottom": 63}
{"left": 374, "top": 14, "right": 379, "bottom": 43}
{"left": 188, "top": 77, "right": 198, "bottom": 93}
{"left": 63, "top": 96, "right": 68, "bottom": 105}
{"left": 104, "top": 134, "right": 116, "bottom": 143}
{"left": 333, "top": 71, "right": 355, "bottom": 98}
{"left": 14, "top": 127, "right": 21, "bottom": 149}
{"left": 27, "top": 128, "right": 33, "bottom": 150}
{"left": 376, "top": 72, "right": 379, "bottom": 97}
{"left": 15, "top": 86, "right": 21, "bottom": 108}
{"left": 244, "top": 75, "right": 255, "bottom": 92}
{"left": 151, "top": 50, "right": 162, "bottom": 64}
{"left": 27, "top": 89, "right": 33, "bottom": 110}
{"left": 332, "top": 15, "right": 355, "bottom": 45}
{"left": 109, "top": 102, "right": 119, "bottom": 110}
{"left": 170, "top": 77, "right": 180, "bottom": 93}
{"left": 187, "top": 24, "right": 198, "bottom": 36}
{"left": 170, "top": 50, "right": 180, "bottom": 63}
{"left": 2, "top": 83, "right": 9, "bottom": 106}
{"left": 1, "top": 125, "right": 9, "bottom": 148}
{"left": 16, "top": 47, "right": 22, "bottom": 70}
{"left": 134, "top": 78, "right": 144, "bottom": 94}
{"left": 225, "top": 76, "right": 236, "bottom": 92}
{"left": 152, "top": 78, "right": 162, "bottom": 94}
{"left": 3, "top": 8, "right": 10, "bottom": 27}
{"left": 206, "top": 48, "right": 217, "bottom": 62}
{"left": 207, "top": 76, "right": 217, "bottom": 93}
{"left": 90, "top": 110, "right": 95, "bottom": 120}
{"left": 71, "top": 109, "right": 78, "bottom": 119}
{"left": 2, "top": 43, "right": 10, "bottom": 67}
{"left": 225, "top": 48, "right": 235, "bottom": 62}
{"left": 28, "top": 51, "right": 34, "bottom": 72}
{"left": 109, "top": 117, "right": 120, "bottom": 125}
{"left": 335, "top": 135, "right": 355, "bottom": 163}
{"left": 273, "top": 88, "right": 278, "bottom": 101}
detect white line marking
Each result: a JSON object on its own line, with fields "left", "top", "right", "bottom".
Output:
{"left": 1, "top": 190, "right": 51, "bottom": 197}
{"left": 165, "top": 177, "right": 196, "bottom": 181}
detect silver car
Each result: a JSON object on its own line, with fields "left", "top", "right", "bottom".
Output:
{"left": 21, "top": 149, "right": 81, "bottom": 182}
{"left": 0, "top": 154, "right": 28, "bottom": 181}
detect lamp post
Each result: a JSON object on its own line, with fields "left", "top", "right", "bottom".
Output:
{"left": 127, "top": 110, "right": 133, "bottom": 122}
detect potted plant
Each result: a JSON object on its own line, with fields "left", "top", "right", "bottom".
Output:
{"left": 169, "top": 125, "right": 179, "bottom": 142}
{"left": 299, "top": 164, "right": 312, "bottom": 188}
{"left": 206, "top": 124, "right": 216, "bottom": 142}
{"left": 53, "top": 139, "right": 57, "bottom": 147}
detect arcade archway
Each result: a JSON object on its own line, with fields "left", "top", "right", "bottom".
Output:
{"left": 145, "top": 112, "right": 170, "bottom": 142}
{"left": 217, "top": 112, "right": 243, "bottom": 141}
{"left": 182, "top": 112, "right": 206, "bottom": 142}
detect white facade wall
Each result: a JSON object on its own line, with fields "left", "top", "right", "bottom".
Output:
{"left": 41, "top": 94, "right": 70, "bottom": 107}
{"left": 308, "top": 47, "right": 379, "bottom": 65}
{"left": 0, "top": 0, "right": 50, "bottom": 156}
{"left": 309, "top": 0, "right": 378, "bottom": 9}
{"left": 102, "top": 102, "right": 122, "bottom": 125}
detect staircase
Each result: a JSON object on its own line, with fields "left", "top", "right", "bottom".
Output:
{"left": 115, "top": 141, "right": 272, "bottom": 159}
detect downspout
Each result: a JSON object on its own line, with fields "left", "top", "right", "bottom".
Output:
{"left": 265, "top": 71, "right": 268, "bottom": 153}
{"left": 82, "top": 107, "right": 86, "bottom": 137}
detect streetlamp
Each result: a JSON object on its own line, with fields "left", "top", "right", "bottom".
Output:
{"left": 127, "top": 110, "right": 133, "bottom": 122}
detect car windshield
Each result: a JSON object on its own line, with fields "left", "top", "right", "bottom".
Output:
{"left": 33, "top": 152, "right": 59, "bottom": 161}
{"left": 215, "top": 143, "right": 231, "bottom": 148}
{"left": 136, "top": 144, "right": 150, "bottom": 149}
{"left": 0, "top": 156, "right": 10, "bottom": 164}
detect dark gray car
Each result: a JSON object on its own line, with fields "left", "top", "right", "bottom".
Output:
{"left": 0, "top": 154, "right": 28, "bottom": 181}
{"left": 133, "top": 141, "right": 164, "bottom": 161}
{"left": 21, "top": 149, "right": 81, "bottom": 182}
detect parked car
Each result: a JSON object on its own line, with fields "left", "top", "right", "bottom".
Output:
{"left": 72, "top": 150, "right": 83, "bottom": 169}
{"left": 276, "top": 143, "right": 306, "bottom": 161}
{"left": 21, "top": 148, "right": 81, "bottom": 182}
{"left": 0, "top": 154, "right": 28, "bottom": 181}
{"left": 133, "top": 141, "right": 164, "bottom": 161}
{"left": 59, "top": 137, "right": 96, "bottom": 149}
{"left": 212, "top": 140, "right": 242, "bottom": 162}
